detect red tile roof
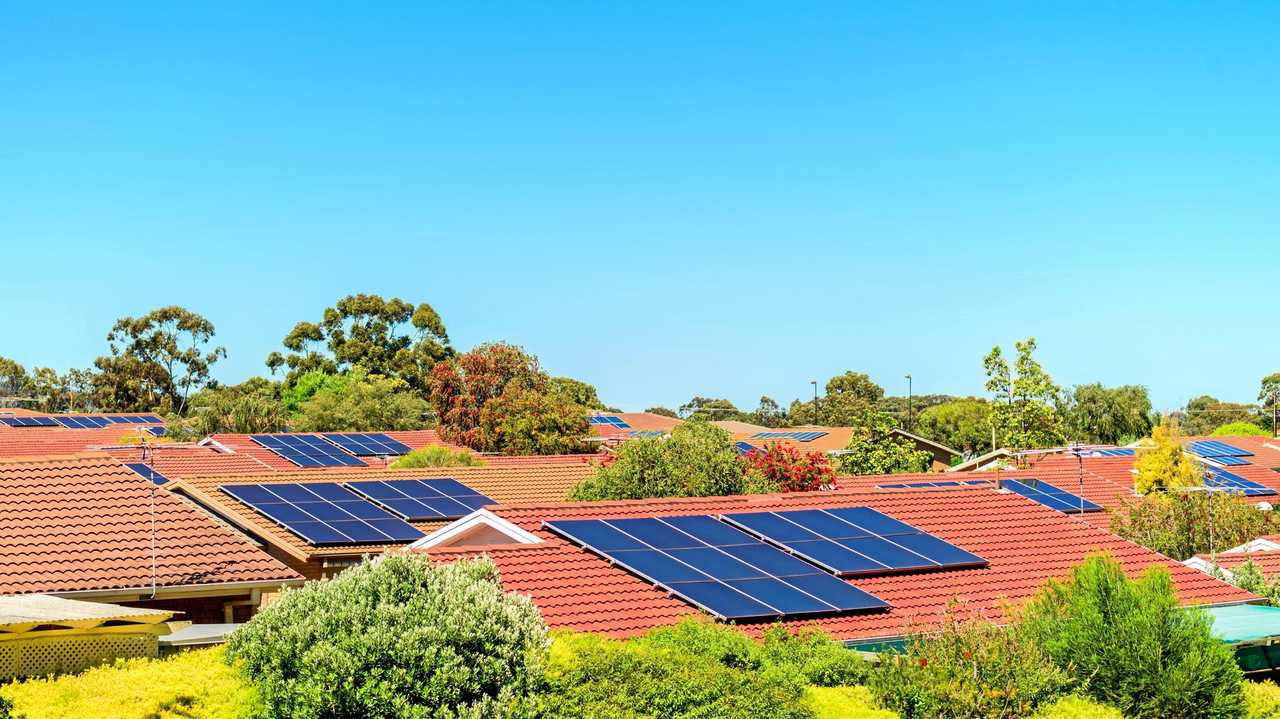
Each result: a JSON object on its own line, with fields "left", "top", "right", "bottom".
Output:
{"left": 0, "top": 454, "right": 301, "bottom": 595}
{"left": 421, "top": 486, "right": 1256, "bottom": 641}
{"left": 206, "top": 430, "right": 467, "bottom": 470}
{"left": 1198, "top": 551, "right": 1280, "bottom": 577}
{"left": 104, "top": 445, "right": 275, "bottom": 477}
{"left": 0, "top": 427, "right": 152, "bottom": 458}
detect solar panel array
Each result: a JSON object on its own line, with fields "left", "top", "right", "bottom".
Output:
{"left": 54, "top": 416, "right": 112, "bottom": 428}
{"left": 0, "top": 417, "right": 59, "bottom": 427}
{"left": 125, "top": 463, "right": 171, "bottom": 486}
{"left": 144, "top": 426, "right": 167, "bottom": 437}
{"left": 723, "top": 508, "right": 987, "bottom": 577}
{"left": 107, "top": 415, "right": 165, "bottom": 424}
{"left": 345, "top": 479, "right": 495, "bottom": 520}
{"left": 1204, "top": 468, "right": 1277, "bottom": 497}
{"left": 750, "top": 431, "right": 828, "bottom": 442}
{"left": 250, "top": 435, "right": 366, "bottom": 467}
{"left": 322, "top": 433, "right": 411, "bottom": 457}
{"left": 1082, "top": 448, "right": 1135, "bottom": 457}
{"left": 588, "top": 416, "right": 632, "bottom": 429}
{"left": 734, "top": 441, "right": 760, "bottom": 456}
{"left": 1002, "top": 478, "right": 1101, "bottom": 514}
{"left": 545, "top": 515, "right": 889, "bottom": 620}
{"left": 1189, "top": 441, "right": 1255, "bottom": 467}
{"left": 221, "top": 483, "right": 424, "bottom": 545}
{"left": 876, "top": 480, "right": 992, "bottom": 489}
{"left": 629, "top": 430, "right": 667, "bottom": 439}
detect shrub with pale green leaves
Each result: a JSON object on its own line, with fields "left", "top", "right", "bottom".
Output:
{"left": 390, "top": 444, "right": 483, "bottom": 469}
{"left": 807, "top": 685, "right": 898, "bottom": 719}
{"left": 1245, "top": 681, "right": 1280, "bottom": 719}
{"left": 1028, "top": 695, "right": 1123, "bottom": 719}
{"left": 227, "top": 555, "right": 547, "bottom": 719}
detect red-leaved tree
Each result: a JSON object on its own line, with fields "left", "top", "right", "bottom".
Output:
{"left": 744, "top": 443, "right": 838, "bottom": 492}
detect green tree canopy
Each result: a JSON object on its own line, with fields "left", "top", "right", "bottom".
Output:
{"left": 265, "top": 294, "right": 451, "bottom": 394}
{"left": 1175, "top": 394, "right": 1258, "bottom": 436}
{"left": 1210, "top": 421, "right": 1270, "bottom": 437}
{"left": 788, "top": 371, "right": 886, "bottom": 426}
{"left": 744, "top": 396, "right": 788, "bottom": 428}
{"left": 187, "top": 378, "right": 287, "bottom": 435}
{"left": 835, "top": 409, "right": 931, "bottom": 475}
{"left": 92, "top": 306, "right": 226, "bottom": 414}
{"left": 1260, "top": 372, "right": 1280, "bottom": 434}
{"left": 0, "top": 357, "right": 31, "bottom": 401}
{"left": 984, "top": 338, "right": 1064, "bottom": 449}
{"left": 569, "top": 421, "right": 748, "bottom": 500}
{"left": 549, "top": 376, "right": 608, "bottom": 410}
{"left": 645, "top": 406, "right": 679, "bottom": 418}
{"left": 678, "top": 396, "right": 743, "bottom": 421}
{"left": 914, "top": 398, "right": 994, "bottom": 455}
{"left": 1063, "top": 383, "right": 1154, "bottom": 445}
{"left": 292, "top": 368, "right": 428, "bottom": 432}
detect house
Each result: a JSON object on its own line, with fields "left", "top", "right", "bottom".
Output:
{"left": 164, "top": 460, "right": 599, "bottom": 580}
{"left": 0, "top": 454, "right": 302, "bottom": 623}
{"left": 1185, "top": 535, "right": 1280, "bottom": 579}
{"left": 413, "top": 483, "right": 1255, "bottom": 644}
{"left": 735, "top": 426, "right": 961, "bottom": 471}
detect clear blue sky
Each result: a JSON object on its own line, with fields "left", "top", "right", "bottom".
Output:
{"left": 4, "top": 2, "right": 1278, "bottom": 413}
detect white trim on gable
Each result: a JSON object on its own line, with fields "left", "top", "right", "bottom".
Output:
{"left": 407, "top": 509, "right": 542, "bottom": 550}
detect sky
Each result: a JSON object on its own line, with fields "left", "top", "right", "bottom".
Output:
{"left": 3, "top": 2, "right": 1279, "bottom": 413}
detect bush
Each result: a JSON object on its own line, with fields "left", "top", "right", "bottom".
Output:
{"left": 1245, "top": 681, "right": 1280, "bottom": 719}
{"left": 569, "top": 420, "right": 749, "bottom": 500}
{"left": 1020, "top": 554, "right": 1245, "bottom": 719}
{"left": 1, "top": 646, "right": 255, "bottom": 719}
{"left": 745, "top": 444, "right": 838, "bottom": 493}
{"left": 390, "top": 444, "right": 483, "bottom": 469}
{"left": 1028, "top": 695, "right": 1123, "bottom": 719}
{"left": 227, "top": 555, "right": 547, "bottom": 719}
{"left": 807, "top": 686, "right": 898, "bottom": 719}
{"left": 536, "top": 631, "right": 813, "bottom": 719}
{"left": 1109, "top": 491, "right": 1271, "bottom": 561}
{"left": 1213, "top": 422, "right": 1271, "bottom": 437}
{"left": 1133, "top": 419, "right": 1202, "bottom": 494}
{"left": 866, "top": 604, "right": 1069, "bottom": 718}
{"left": 1226, "top": 561, "right": 1280, "bottom": 606}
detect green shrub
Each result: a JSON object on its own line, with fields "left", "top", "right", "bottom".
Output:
{"left": 1109, "top": 491, "right": 1271, "bottom": 561}
{"left": 1245, "top": 681, "right": 1280, "bottom": 719}
{"left": 866, "top": 604, "right": 1069, "bottom": 718}
{"left": 536, "top": 630, "right": 814, "bottom": 719}
{"left": 390, "top": 444, "right": 483, "bottom": 468}
{"left": 807, "top": 686, "right": 898, "bottom": 719}
{"left": 1021, "top": 554, "right": 1245, "bottom": 719}
{"left": 568, "top": 420, "right": 748, "bottom": 500}
{"left": 1028, "top": 695, "right": 1123, "bottom": 719}
{"left": 1, "top": 646, "right": 255, "bottom": 719}
{"left": 1212, "top": 422, "right": 1271, "bottom": 437}
{"left": 227, "top": 555, "right": 547, "bottom": 719}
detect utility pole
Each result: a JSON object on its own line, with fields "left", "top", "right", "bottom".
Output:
{"left": 905, "top": 374, "right": 913, "bottom": 432}
{"left": 810, "top": 380, "right": 819, "bottom": 422}
{"left": 1273, "top": 389, "right": 1277, "bottom": 438}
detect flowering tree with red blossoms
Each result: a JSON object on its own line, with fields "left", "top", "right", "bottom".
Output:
{"left": 744, "top": 443, "right": 838, "bottom": 493}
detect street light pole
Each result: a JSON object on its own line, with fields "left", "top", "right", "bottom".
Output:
{"left": 905, "top": 374, "right": 913, "bottom": 432}
{"left": 811, "top": 380, "right": 819, "bottom": 423}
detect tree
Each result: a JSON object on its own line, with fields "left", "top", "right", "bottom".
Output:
{"left": 266, "top": 294, "right": 451, "bottom": 394}
{"left": 984, "top": 338, "right": 1064, "bottom": 449}
{"left": 292, "top": 368, "right": 428, "bottom": 432}
{"left": 1021, "top": 554, "right": 1245, "bottom": 718}
{"left": 1176, "top": 395, "right": 1257, "bottom": 436}
{"left": 477, "top": 387, "right": 591, "bottom": 455}
{"left": 744, "top": 396, "right": 787, "bottom": 428}
{"left": 879, "top": 394, "right": 955, "bottom": 425}
{"left": 389, "top": 445, "right": 482, "bottom": 469}
{"left": 788, "top": 371, "right": 886, "bottom": 427}
{"left": 1132, "top": 419, "right": 1202, "bottom": 494}
{"left": 678, "top": 396, "right": 743, "bottom": 421}
{"left": 1211, "top": 421, "right": 1270, "bottom": 437}
{"left": 0, "top": 357, "right": 30, "bottom": 402}
{"left": 549, "top": 376, "right": 609, "bottom": 410}
{"left": 1109, "top": 491, "right": 1269, "bottom": 561}
{"left": 645, "top": 406, "right": 678, "bottom": 418}
{"left": 188, "top": 379, "right": 287, "bottom": 435}
{"left": 92, "top": 306, "right": 226, "bottom": 414}
{"left": 1063, "top": 383, "right": 1154, "bottom": 445}
{"left": 914, "top": 398, "right": 994, "bottom": 455}
{"left": 1260, "top": 372, "right": 1280, "bottom": 435}
{"left": 835, "top": 409, "right": 931, "bottom": 475}
{"left": 569, "top": 421, "right": 748, "bottom": 500}
{"left": 28, "top": 367, "right": 96, "bottom": 413}
{"left": 226, "top": 555, "right": 547, "bottom": 719}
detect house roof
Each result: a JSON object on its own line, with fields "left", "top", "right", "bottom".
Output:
{"left": 0, "top": 426, "right": 156, "bottom": 458}
{"left": 732, "top": 426, "right": 959, "bottom": 459}
{"left": 203, "top": 430, "right": 468, "bottom": 470}
{"left": 1194, "top": 551, "right": 1280, "bottom": 577}
{"left": 105, "top": 444, "right": 276, "bottom": 477}
{"left": 171, "top": 460, "right": 599, "bottom": 562}
{"left": 588, "top": 413, "right": 683, "bottom": 441}
{"left": 0, "top": 454, "right": 301, "bottom": 596}
{"left": 418, "top": 485, "right": 1255, "bottom": 641}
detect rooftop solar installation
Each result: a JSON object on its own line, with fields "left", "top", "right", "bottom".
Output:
{"left": 54, "top": 415, "right": 112, "bottom": 429}
{"left": 344, "top": 479, "right": 495, "bottom": 520}
{"left": 322, "top": 433, "right": 411, "bottom": 457}
{"left": 0, "top": 417, "right": 60, "bottom": 427}
{"left": 1204, "top": 468, "right": 1277, "bottom": 497}
{"left": 125, "top": 463, "right": 171, "bottom": 486}
{"left": 629, "top": 430, "right": 667, "bottom": 438}
{"left": 722, "top": 508, "right": 987, "bottom": 578}
{"left": 545, "top": 515, "right": 889, "bottom": 620}
{"left": 221, "top": 483, "right": 424, "bottom": 545}
{"left": 588, "top": 416, "right": 632, "bottom": 429}
{"left": 1210, "top": 455, "right": 1250, "bottom": 466}
{"left": 750, "top": 431, "right": 829, "bottom": 442}
{"left": 1001, "top": 478, "right": 1102, "bottom": 514}
{"left": 250, "top": 434, "right": 366, "bottom": 468}
{"left": 876, "top": 480, "right": 992, "bottom": 489}
{"left": 1082, "top": 448, "right": 1136, "bottom": 457}
{"left": 734, "top": 441, "right": 759, "bottom": 456}
{"left": 144, "top": 426, "right": 167, "bottom": 437}
{"left": 107, "top": 415, "right": 165, "bottom": 424}
{"left": 1191, "top": 440, "right": 1254, "bottom": 458}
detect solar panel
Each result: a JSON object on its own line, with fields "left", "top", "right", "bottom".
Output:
{"left": 1211, "top": 456, "right": 1250, "bottom": 466}
{"left": 722, "top": 508, "right": 987, "bottom": 577}
{"left": 1204, "top": 468, "right": 1277, "bottom": 497}
{"left": 875, "top": 479, "right": 993, "bottom": 489}
{"left": 734, "top": 441, "right": 759, "bottom": 456}
{"left": 125, "top": 463, "right": 171, "bottom": 486}
{"left": 1189, "top": 440, "right": 1254, "bottom": 459}
{"left": 54, "top": 416, "right": 112, "bottom": 429}
{"left": 344, "top": 479, "right": 495, "bottom": 520}
{"left": 1002, "top": 478, "right": 1102, "bottom": 513}
{"left": 0, "top": 417, "right": 60, "bottom": 427}
{"left": 630, "top": 430, "right": 666, "bottom": 438}
{"left": 749, "top": 431, "right": 829, "bottom": 442}
{"left": 144, "top": 426, "right": 167, "bottom": 437}
{"left": 545, "top": 515, "right": 889, "bottom": 620}
{"left": 322, "top": 433, "right": 412, "bottom": 457}
{"left": 221, "top": 483, "right": 424, "bottom": 545}
{"left": 250, "top": 434, "right": 366, "bottom": 467}
{"left": 1084, "top": 448, "right": 1135, "bottom": 457}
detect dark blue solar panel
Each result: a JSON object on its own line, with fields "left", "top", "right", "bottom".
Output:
{"left": 0, "top": 417, "right": 59, "bottom": 427}
{"left": 322, "top": 433, "right": 412, "bottom": 456}
{"left": 221, "top": 483, "right": 424, "bottom": 545}
{"left": 344, "top": 479, "right": 495, "bottom": 520}
{"left": 250, "top": 434, "right": 366, "bottom": 467}
{"left": 1212, "top": 456, "right": 1250, "bottom": 466}
{"left": 545, "top": 516, "right": 889, "bottom": 620}
{"left": 1205, "top": 468, "right": 1277, "bottom": 497}
{"left": 144, "top": 426, "right": 167, "bottom": 437}
{"left": 125, "top": 463, "right": 170, "bottom": 486}
{"left": 1190, "top": 440, "right": 1254, "bottom": 459}
{"left": 1002, "top": 478, "right": 1102, "bottom": 514}
{"left": 722, "top": 508, "right": 988, "bottom": 577}
{"left": 1085, "top": 448, "right": 1135, "bottom": 457}
{"left": 734, "top": 441, "right": 759, "bottom": 456}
